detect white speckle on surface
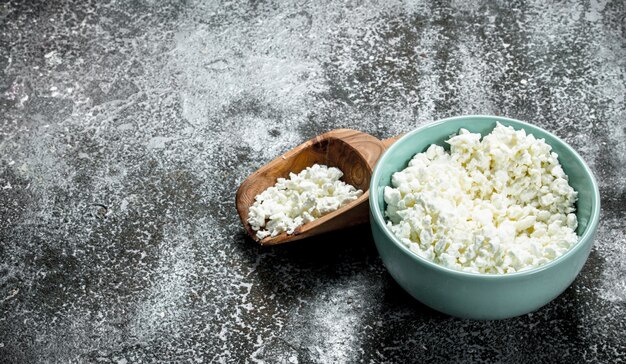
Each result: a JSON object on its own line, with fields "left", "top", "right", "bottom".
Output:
{"left": 276, "top": 274, "right": 382, "bottom": 363}
{"left": 147, "top": 136, "right": 174, "bottom": 150}
{"left": 586, "top": 0, "right": 608, "bottom": 22}
{"left": 116, "top": 123, "right": 134, "bottom": 131}
{"left": 595, "top": 217, "right": 626, "bottom": 303}
{"left": 120, "top": 198, "right": 129, "bottom": 212}
{"left": 2, "top": 288, "right": 19, "bottom": 303}
{"left": 44, "top": 50, "right": 63, "bottom": 66}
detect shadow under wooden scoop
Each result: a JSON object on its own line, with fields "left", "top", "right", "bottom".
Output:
{"left": 235, "top": 129, "right": 402, "bottom": 245}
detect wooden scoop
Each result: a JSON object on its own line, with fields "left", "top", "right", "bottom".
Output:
{"left": 235, "top": 129, "right": 401, "bottom": 245}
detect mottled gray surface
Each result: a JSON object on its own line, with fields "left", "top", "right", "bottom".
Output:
{"left": 1, "top": 0, "right": 625, "bottom": 363}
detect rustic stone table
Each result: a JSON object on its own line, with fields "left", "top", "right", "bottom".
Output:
{"left": 1, "top": 1, "right": 624, "bottom": 362}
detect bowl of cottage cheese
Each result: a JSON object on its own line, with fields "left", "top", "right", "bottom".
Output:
{"left": 369, "top": 115, "right": 600, "bottom": 319}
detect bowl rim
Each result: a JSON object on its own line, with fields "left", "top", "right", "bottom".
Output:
{"left": 370, "top": 114, "right": 601, "bottom": 279}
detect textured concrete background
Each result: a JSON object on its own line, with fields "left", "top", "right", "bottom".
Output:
{"left": 1, "top": 0, "right": 625, "bottom": 362}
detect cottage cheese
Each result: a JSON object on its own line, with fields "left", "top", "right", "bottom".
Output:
{"left": 385, "top": 123, "right": 578, "bottom": 274}
{"left": 248, "top": 164, "right": 363, "bottom": 239}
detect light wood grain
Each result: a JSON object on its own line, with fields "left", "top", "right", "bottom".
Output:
{"left": 236, "top": 129, "right": 401, "bottom": 245}
{"left": 382, "top": 134, "right": 404, "bottom": 148}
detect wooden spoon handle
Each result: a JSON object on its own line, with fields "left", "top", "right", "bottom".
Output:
{"left": 382, "top": 134, "right": 404, "bottom": 149}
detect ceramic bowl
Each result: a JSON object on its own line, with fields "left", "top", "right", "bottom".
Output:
{"left": 369, "top": 115, "right": 600, "bottom": 319}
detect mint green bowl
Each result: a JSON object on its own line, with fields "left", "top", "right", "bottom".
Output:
{"left": 369, "top": 115, "right": 600, "bottom": 320}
